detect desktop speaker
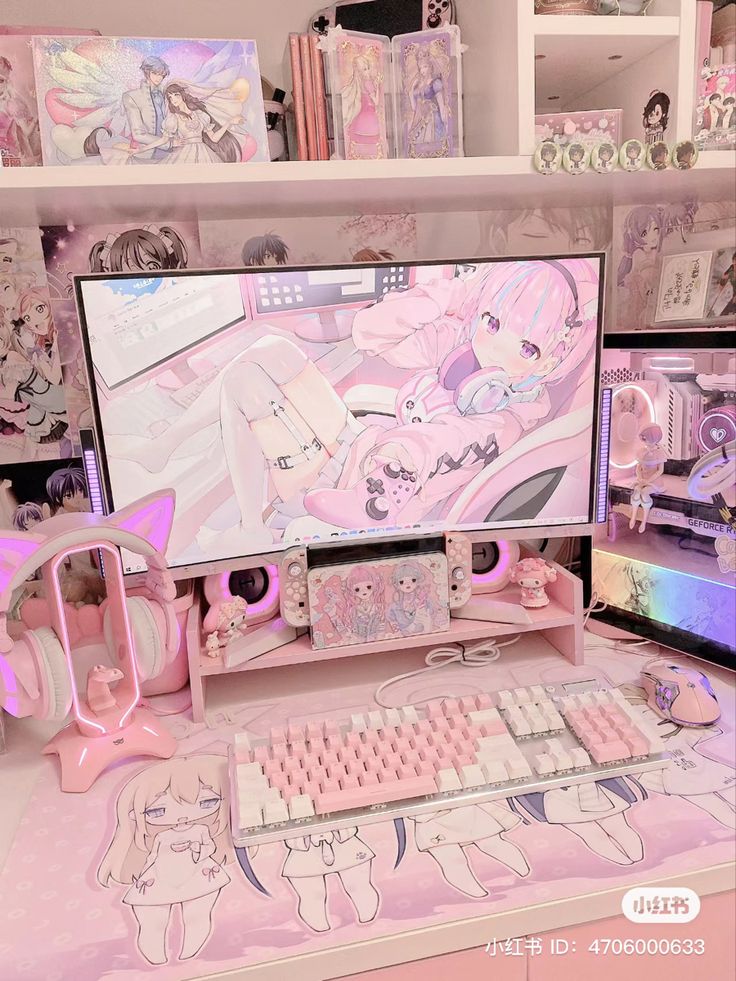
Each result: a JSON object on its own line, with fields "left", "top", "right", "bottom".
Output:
{"left": 471, "top": 540, "right": 520, "bottom": 594}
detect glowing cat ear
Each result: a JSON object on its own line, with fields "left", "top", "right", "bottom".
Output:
{"left": 0, "top": 532, "right": 46, "bottom": 600}
{"left": 108, "top": 491, "right": 176, "bottom": 555}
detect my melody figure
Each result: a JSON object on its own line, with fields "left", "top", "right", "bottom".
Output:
{"left": 97, "top": 756, "right": 231, "bottom": 965}
{"left": 510, "top": 556, "right": 557, "bottom": 608}
{"left": 204, "top": 597, "right": 248, "bottom": 654}
{"left": 629, "top": 423, "right": 666, "bottom": 533}
{"left": 125, "top": 259, "right": 599, "bottom": 550}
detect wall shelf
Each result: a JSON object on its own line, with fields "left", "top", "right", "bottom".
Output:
{"left": 1, "top": 152, "right": 733, "bottom": 225}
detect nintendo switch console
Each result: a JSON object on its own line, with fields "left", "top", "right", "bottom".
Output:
{"left": 279, "top": 532, "right": 472, "bottom": 645}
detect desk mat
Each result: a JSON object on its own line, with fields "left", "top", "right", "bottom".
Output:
{"left": 0, "top": 642, "right": 733, "bottom": 980}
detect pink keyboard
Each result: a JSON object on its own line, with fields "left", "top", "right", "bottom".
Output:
{"left": 230, "top": 684, "right": 669, "bottom": 846}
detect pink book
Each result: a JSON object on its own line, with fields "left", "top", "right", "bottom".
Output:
{"left": 310, "top": 34, "right": 330, "bottom": 160}
{"left": 288, "top": 34, "right": 309, "bottom": 162}
{"left": 299, "top": 33, "right": 318, "bottom": 161}
{"left": 695, "top": 0, "right": 714, "bottom": 96}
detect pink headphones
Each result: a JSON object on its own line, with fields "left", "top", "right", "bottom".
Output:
{"left": 0, "top": 491, "right": 180, "bottom": 723}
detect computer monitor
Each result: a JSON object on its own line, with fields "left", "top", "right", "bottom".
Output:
{"left": 75, "top": 255, "right": 605, "bottom": 577}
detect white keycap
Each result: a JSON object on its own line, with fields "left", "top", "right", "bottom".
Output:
{"left": 543, "top": 709, "right": 566, "bottom": 731}
{"left": 367, "top": 710, "right": 384, "bottom": 730}
{"left": 436, "top": 768, "right": 462, "bottom": 792}
{"left": 496, "top": 690, "right": 514, "bottom": 709}
{"left": 544, "top": 738, "right": 563, "bottom": 753}
{"left": 351, "top": 713, "right": 367, "bottom": 732}
{"left": 400, "top": 705, "right": 419, "bottom": 725}
{"left": 460, "top": 764, "right": 486, "bottom": 789}
{"left": 467, "top": 708, "right": 502, "bottom": 725}
{"left": 289, "top": 794, "right": 315, "bottom": 819}
{"left": 570, "top": 747, "right": 591, "bottom": 768}
{"left": 528, "top": 716, "right": 548, "bottom": 735}
{"left": 383, "top": 708, "right": 401, "bottom": 727}
{"left": 534, "top": 753, "right": 556, "bottom": 775}
{"left": 482, "top": 761, "right": 509, "bottom": 783}
{"left": 477, "top": 734, "right": 516, "bottom": 753}
{"left": 551, "top": 751, "right": 574, "bottom": 771}
{"left": 593, "top": 690, "right": 612, "bottom": 704}
{"left": 507, "top": 757, "right": 532, "bottom": 779}
{"left": 263, "top": 799, "right": 290, "bottom": 824}
{"left": 234, "top": 732, "right": 251, "bottom": 751}
{"left": 578, "top": 693, "right": 594, "bottom": 707}
{"left": 610, "top": 689, "right": 627, "bottom": 705}
{"left": 513, "top": 687, "right": 531, "bottom": 704}
{"left": 239, "top": 804, "right": 263, "bottom": 828}
{"left": 508, "top": 716, "right": 532, "bottom": 737}
{"left": 237, "top": 762, "right": 263, "bottom": 781}
{"left": 536, "top": 699, "right": 554, "bottom": 713}
{"left": 530, "top": 685, "right": 546, "bottom": 702}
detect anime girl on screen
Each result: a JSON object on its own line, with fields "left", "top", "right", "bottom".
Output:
{"left": 118, "top": 257, "right": 600, "bottom": 561}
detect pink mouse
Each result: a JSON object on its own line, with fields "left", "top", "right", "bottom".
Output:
{"left": 509, "top": 557, "right": 557, "bottom": 608}
{"left": 86, "top": 664, "right": 124, "bottom": 716}
{"left": 641, "top": 662, "right": 721, "bottom": 728}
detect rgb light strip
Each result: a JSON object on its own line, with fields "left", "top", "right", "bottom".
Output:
{"left": 597, "top": 388, "right": 612, "bottom": 524}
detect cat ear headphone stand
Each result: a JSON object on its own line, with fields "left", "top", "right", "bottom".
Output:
{"left": 0, "top": 491, "right": 179, "bottom": 792}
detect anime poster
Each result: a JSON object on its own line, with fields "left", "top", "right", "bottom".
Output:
{"left": 40, "top": 221, "right": 202, "bottom": 451}
{"left": 198, "top": 212, "right": 417, "bottom": 269}
{"left": 78, "top": 256, "right": 602, "bottom": 572}
{"left": 0, "top": 227, "right": 70, "bottom": 465}
{"left": 611, "top": 199, "right": 736, "bottom": 331}
{"left": 0, "top": 458, "right": 102, "bottom": 608}
{"left": 32, "top": 37, "right": 269, "bottom": 166}
{"left": 695, "top": 65, "right": 736, "bottom": 151}
{"left": 0, "top": 36, "right": 42, "bottom": 166}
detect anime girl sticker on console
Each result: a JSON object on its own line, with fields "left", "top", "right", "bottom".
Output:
{"left": 32, "top": 36, "right": 269, "bottom": 166}
{"left": 308, "top": 554, "right": 449, "bottom": 649}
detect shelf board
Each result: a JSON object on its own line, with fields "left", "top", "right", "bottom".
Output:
{"left": 198, "top": 594, "right": 574, "bottom": 677}
{"left": 533, "top": 14, "right": 680, "bottom": 38}
{"left": 0, "top": 152, "right": 733, "bottom": 224}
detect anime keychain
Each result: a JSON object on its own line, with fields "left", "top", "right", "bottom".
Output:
{"left": 392, "top": 26, "right": 463, "bottom": 159}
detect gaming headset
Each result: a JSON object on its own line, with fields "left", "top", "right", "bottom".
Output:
{"left": 0, "top": 491, "right": 180, "bottom": 723}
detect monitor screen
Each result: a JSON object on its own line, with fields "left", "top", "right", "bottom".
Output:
{"left": 76, "top": 255, "right": 605, "bottom": 576}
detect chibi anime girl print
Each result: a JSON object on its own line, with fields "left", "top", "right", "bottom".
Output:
{"left": 336, "top": 34, "right": 389, "bottom": 160}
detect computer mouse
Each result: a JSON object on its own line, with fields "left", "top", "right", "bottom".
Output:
{"left": 641, "top": 662, "right": 721, "bottom": 728}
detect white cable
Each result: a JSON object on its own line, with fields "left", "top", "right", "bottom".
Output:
{"left": 374, "top": 635, "right": 521, "bottom": 709}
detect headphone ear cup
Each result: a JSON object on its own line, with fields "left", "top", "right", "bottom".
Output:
{"left": 27, "top": 627, "right": 72, "bottom": 722}
{"left": 103, "top": 597, "right": 165, "bottom": 682}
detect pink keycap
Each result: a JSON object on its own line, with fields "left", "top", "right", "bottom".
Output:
{"left": 597, "top": 727, "right": 617, "bottom": 743}
{"left": 442, "top": 698, "right": 460, "bottom": 715}
{"left": 431, "top": 717, "right": 450, "bottom": 733}
{"left": 428, "top": 729, "right": 451, "bottom": 746}
{"left": 397, "top": 763, "right": 417, "bottom": 779}
{"left": 328, "top": 763, "right": 348, "bottom": 783}
{"left": 290, "top": 741, "right": 308, "bottom": 759}
{"left": 378, "top": 768, "right": 398, "bottom": 783}
{"left": 456, "top": 754, "right": 475, "bottom": 768}
{"left": 362, "top": 729, "right": 380, "bottom": 747}
{"left": 338, "top": 746, "right": 358, "bottom": 763}
{"left": 584, "top": 708, "right": 600, "bottom": 722}
{"left": 466, "top": 724, "right": 483, "bottom": 740}
{"left": 306, "top": 721, "right": 324, "bottom": 740}
{"left": 288, "top": 723, "right": 304, "bottom": 743}
{"left": 582, "top": 731, "right": 603, "bottom": 747}
{"left": 419, "top": 746, "right": 439, "bottom": 764}
{"left": 414, "top": 720, "right": 433, "bottom": 736}
{"left": 307, "top": 766, "right": 326, "bottom": 784}
{"left": 282, "top": 784, "right": 299, "bottom": 803}
{"left": 346, "top": 760, "right": 365, "bottom": 778}
{"left": 326, "top": 735, "right": 343, "bottom": 751}
{"left": 437, "top": 744, "right": 458, "bottom": 762}
{"left": 270, "top": 772, "right": 289, "bottom": 791}
{"left": 324, "top": 721, "right": 339, "bottom": 737}
{"left": 270, "top": 726, "right": 287, "bottom": 744}
{"left": 383, "top": 752, "right": 403, "bottom": 771}
{"left": 397, "top": 724, "right": 415, "bottom": 740}
{"left": 264, "top": 760, "right": 282, "bottom": 778}
{"left": 253, "top": 746, "right": 270, "bottom": 763}
{"left": 357, "top": 743, "right": 376, "bottom": 761}
{"left": 625, "top": 737, "right": 649, "bottom": 756}
{"left": 303, "top": 780, "right": 321, "bottom": 799}
{"left": 475, "top": 694, "right": 494, "bottom": 710}
{"left": 425, "top": 700, "right": 445, "bottom": 719}
{"left": 300, "top": 753, "right": 320, "bottom": 772}
{"left": 393, "top": 737, "right": 411, "bottom": 755}
{"left": 480, "top": 720, "right": 508, "bottom": 737}
{"left": 320, "top": 750, "right": 338, "bottom": 768}
{"left": 271, "top": 744, "right": 288, "bottom": 761}
{"left": 401, "top": 749, "right": 420, "bottom": 766}
{"left": 346, "top": 732, "right": 362, "bottom": 749}
{"left": 290, "top": 771, "right": 306, "bottom": 790}
{"left": 315, "top": 774, "right": 437, "bottom": 814}
{"left": 590, "top": 743, "right": 631, "bottom": 763}
{"left": 446, "top": 713, "right": 466, "bottom": 730}
{"left": 410, "top": 734, "right": 429, "bottom": 750}
{"left": 341, "top": 774, "right": 360, "bottom": 790}
{"left": 416, "top": 760, "right": 437, "bottom": 777}
{"left": 459, "top": 695, "right": 478, "bottom": 714}
{"left": 617, "top": 726, "right": 639, "bottom": 740}
{"left": 365, "top": 757, "right": 382, "bottom": 773}
{"left": 361, "top": 772, "right": 379, "bottom": 787}
{"left": 320, "top": 778, "right": 340, "bottom": 794}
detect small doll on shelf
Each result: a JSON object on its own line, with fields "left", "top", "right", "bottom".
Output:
{"left": 629, "top": 423, "right": 667, "bottom": 533}
{"left": 510, "top": 557, "right": 557, "bottom": 609}
{"left": 203, "top": 596, "right": 248, "bottom": 656}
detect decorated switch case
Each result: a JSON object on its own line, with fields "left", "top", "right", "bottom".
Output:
{"left": 392, "top": 26, "right": 464, "bottom": 159}
{"left": 321, "top": 28, "right": 393, "bottom": 160}
{"left": 32, "top": 36, "right": 269, "bottom": 166}
{"left": 308, "top": 552, "right": 450, "bottom": 650}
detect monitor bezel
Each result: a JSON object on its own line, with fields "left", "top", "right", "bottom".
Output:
{"left": 75, "top": 253, "right": 606, "bottom": 580}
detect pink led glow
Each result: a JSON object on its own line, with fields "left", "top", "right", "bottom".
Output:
{"left": 0, "top": 654, "right": 18, "bottom": 717}
{"left": 611, "top": 384, "right": 656, "bottom": 470}
{"left": 473, "top": 541, "right": 513, "bottom": 585}
{"left": 648, "top": 356, "right": 695, "bottom": 371}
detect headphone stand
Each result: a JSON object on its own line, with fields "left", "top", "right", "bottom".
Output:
{"left": 43, "top": 705, "right": 176, "bottom": 793}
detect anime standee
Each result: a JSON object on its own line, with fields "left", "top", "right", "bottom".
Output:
{"left": 128, "top": 258, "right": 599, "bottom": 555}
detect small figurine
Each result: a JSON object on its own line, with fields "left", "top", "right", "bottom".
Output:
{"left": 211, "top": 597, "right": 248, "bottom": 647}
{"left": 629, "top": 423, "right": 667, "bottom": 533}
{"left": 86, "top": 664, "right": 124, "bottom": 716}
{"left": 205, "top": 633, "right": 222, "bottom": 658}
{"left": 510, "top": 557, "right": 558, "bottom": 609}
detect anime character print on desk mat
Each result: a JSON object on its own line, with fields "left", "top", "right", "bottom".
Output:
{"left": 32, "top": 36, "right": 268, "bottom": 166}
{"left": 91, "top": 256, "right": 601, "bottom": 570}
{"left": 0, "top": 645, "right": 733, "bottom": 980}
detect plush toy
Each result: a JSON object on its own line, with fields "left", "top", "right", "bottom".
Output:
{"left": 510, "top": 557, "right": 558, "bottom": 608}
{"left": 629, "top": 423, "right": 667, "bottom": 533}
{"left": 204, "top": 596, "right": 248, "bottom": 649}
{"left": 204, "top": 633, "right": 221, "bottom": 658}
